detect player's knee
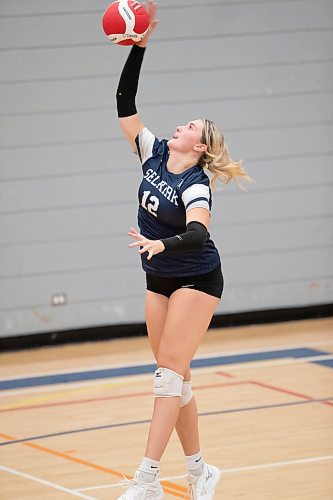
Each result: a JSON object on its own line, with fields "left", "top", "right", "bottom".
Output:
{"left": 180, "top": 380, "right": 193, "bottom": 407}
{"left": 153, "top": 367, "right": 184, "bottom": 398}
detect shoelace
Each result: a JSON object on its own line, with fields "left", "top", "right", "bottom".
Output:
{"left": 188, "top": 482, "right": 196, "bottom": 499}
{"left": 188, "top": 477, "right": 208, "bottom": 499}
{"left": 119, "top": 474, "right": 137, "bottom": 488}
{"left": 118, "top": 475, "right": 144, "bottom": 500}
{"left": 188, "top": 479, "right": 201, "bottom": 500}
{"left": 118, "top": 474, "right": 161, "bottom": 499}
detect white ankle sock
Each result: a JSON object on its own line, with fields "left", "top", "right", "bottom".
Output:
{"left": 185, "top": 451, "right": 204, "bottom": 476}
{"left": 138, "top": 457, "right": 160, "bottom": 483}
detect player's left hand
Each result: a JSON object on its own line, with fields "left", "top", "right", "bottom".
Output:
{"left": 128, "top": 228, "right": 165, "bottom": 260}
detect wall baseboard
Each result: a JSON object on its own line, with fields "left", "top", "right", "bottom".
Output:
{"left": 1, "top": 303, "right": 332, "bottom": 352}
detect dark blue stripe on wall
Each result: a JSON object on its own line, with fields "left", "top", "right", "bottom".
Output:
{"left": 0, "top": 348, "right": 330, "bottom": 391}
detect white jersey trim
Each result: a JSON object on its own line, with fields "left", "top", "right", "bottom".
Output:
{"left": 135, "top": 127, "right": 156, "bottom": 165}
{"left": 186, "top": 200, "right": 211, "bottom": 212}
{"left": 181, "top": 184, "right": 211, "bottom": 212}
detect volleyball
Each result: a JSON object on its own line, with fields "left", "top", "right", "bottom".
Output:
{"left": 102, "top": 0, "right": 150, "bottom": 46}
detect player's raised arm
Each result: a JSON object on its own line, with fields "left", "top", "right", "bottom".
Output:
{"left": 116, "top": 1, "right": 158, "bottom": 151}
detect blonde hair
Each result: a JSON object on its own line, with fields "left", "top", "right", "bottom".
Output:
{"left": 199, "top": 118, "right": 253, "bottom": 190}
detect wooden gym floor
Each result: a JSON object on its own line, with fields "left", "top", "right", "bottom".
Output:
{"left": 0, "top": 317, "right": 332, "bottom": 499}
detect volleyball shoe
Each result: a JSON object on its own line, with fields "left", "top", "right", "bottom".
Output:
{"left": 187, "top": 463, "right": 221, "bottom": 499}
{"left": 117, "top": 470, "right": 164, "bottom": 499}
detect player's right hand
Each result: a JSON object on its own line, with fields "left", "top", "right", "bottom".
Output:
{"left": 128, "top": 227, "right": 165, "bottom": 261}
{"left": 136, "top": 0, "right": 158, "bottom": 48}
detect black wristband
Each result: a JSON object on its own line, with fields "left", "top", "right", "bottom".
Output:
{"left": 116, "top": 45, "right": 146, "bottom": 118}
{"left": 161, "top": 221, "right": 208, "bottom": 252}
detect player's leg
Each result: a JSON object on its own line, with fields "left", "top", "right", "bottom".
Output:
{"left": 144, "top": 288, "right": 221, "bottom": 499}
{"left": 145, "top": 290, "right": 168, "bottom": 359}
{"left": 144, "top": 288, "right": 219, "bottom": 460}
{"left": 118, "top": 289, "right": 220, "bottom": 499}
{"left": 145, "top": 290, "right": 200, "bottom": 456}
{"left": 117, "top": 290, "right": 167, "bottom": 498}
{"left": 118, "top": 290, "right": 198, "bottom": 499}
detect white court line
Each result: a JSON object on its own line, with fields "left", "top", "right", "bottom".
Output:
{"left": 1, "top": 353, "right": 333, "bottom": 398}
{"left": 1, "top": 337, "right": 333, "bottom": 382}
{"left": 77, "top": 455, "right": 333, "bottom": 491}
{"left": 0, "top": 465, "right": 96, "bottom": 499}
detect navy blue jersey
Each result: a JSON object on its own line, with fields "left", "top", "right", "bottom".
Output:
{"left": 135, "top": 128, "right": 220, "bottom": 277}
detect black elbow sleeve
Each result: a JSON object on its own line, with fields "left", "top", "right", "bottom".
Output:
{"left": 161, "top": 221, "right": 208, "bottom": 252}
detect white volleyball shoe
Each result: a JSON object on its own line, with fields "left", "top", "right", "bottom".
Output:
{"left": 117, "top": 470, "right": 164, "bottom": 499}
{"left": 187, "top": 463, "right": 221, "bottom": 499}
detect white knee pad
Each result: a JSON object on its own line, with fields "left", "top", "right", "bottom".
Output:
{"left": 154, "top": 367, "right": 184, "bottom": 398}
{"left": 180, "top": 380, "right": 193, "bottom": 407}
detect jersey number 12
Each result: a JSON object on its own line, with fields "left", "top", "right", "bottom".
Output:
{"left": 141, "top": 190, "right": 159, "bottom": 217}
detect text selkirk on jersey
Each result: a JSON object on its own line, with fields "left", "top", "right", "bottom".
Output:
{"left": 135, "top": 128, "right": 220, "bottom": 277}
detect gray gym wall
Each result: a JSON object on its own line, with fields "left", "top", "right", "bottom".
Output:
{"left": 0, "top": 0, "right": 332, "bottom": 338}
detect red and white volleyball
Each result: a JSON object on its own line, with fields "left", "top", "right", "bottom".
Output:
{"left": 102, "top": 0, "right": 150, "bottom": 45}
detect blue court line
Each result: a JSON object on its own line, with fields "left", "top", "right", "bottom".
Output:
{"left": 0, "top": 347, "right": 331, "bottom": 391}
{"left": 314, "top": 358, "right": 333, "bottom": 369}
{"left": 1, "top": 396, "right": 332, "bottom": 447}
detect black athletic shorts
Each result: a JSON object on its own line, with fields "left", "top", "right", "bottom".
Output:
{"left": 146, "top": 263, "right": 224, "bottom": 299}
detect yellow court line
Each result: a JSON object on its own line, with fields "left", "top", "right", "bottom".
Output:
{"left": 0, "top": 373, "right": 154, "bottom": 398}
{"left": 0, "top": 378, "right": 141, "bottom": 411}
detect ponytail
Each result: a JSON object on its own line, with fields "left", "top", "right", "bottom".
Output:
{"left": 199, "top": 118, "right": 253, "bottom": 190}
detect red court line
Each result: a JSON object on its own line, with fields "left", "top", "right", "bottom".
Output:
{"left": 214, "top": 372, "right": 333, "bottom": 408}
{"left": 215, "top": 370, "right": 235, "bottom": 378}
{"left": 249, "top": 380, "right": 333, "bottom": 408}
{"left": 0, "top": 431, "right": 188, "bottom": 498}
{"left": 0, "top": 381, "right": 246, "bottom": 413}
{"left": 0, "top": 391, "right": 153, "bottom": 413}
{"left": 193, "top": 381, "right": 246, "bottom": 390}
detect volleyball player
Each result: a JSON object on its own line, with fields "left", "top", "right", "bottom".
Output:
{"left": 116, "top": 2, "right": 251, "bottom": 498}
